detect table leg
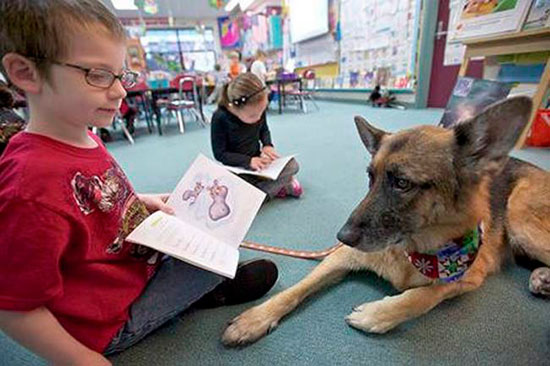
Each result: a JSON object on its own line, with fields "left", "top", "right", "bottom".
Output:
{"left": 151, "top": 94, "right": 163, "bottom": 135}
{"left": 278, "top": 82, "right": 282, "bottom": 114}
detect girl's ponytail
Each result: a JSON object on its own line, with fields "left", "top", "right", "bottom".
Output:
{"left": 218, "top": 73, "right": 265, "bottom": 109}
{"left": 218, "top": 82, "right": 231, "bottom": 108}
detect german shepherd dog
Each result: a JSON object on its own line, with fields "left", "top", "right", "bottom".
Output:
{"left": 222, "top": 96, "right": 550, "bottom": 346}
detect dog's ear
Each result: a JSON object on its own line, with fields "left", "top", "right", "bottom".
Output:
{"left": 354, "top": 116, "right": 388, "bottom": 155}
{"left": 453, "top": 96, "right": 532, "bottom": 175}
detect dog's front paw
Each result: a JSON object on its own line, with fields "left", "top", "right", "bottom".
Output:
{"left": 345, "top": 298, "right": 402, "bottom": 334}
{"left": 222, "top": 304, "right": 279, "bottom": 347}
{"left": 529, "top": 267, "right": 550, "bottom": 296}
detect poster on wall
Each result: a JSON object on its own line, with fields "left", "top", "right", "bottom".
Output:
{"left": 445, "top": 0, "right": 466, "bottom": 65}
{"left": 218, "top": 16, "right": 241, "bottom": 49}
{"left": 452, "top": 0, "right": 533, "bottom": 40}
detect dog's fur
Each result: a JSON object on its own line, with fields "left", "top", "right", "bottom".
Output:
{"left": 222, "top": 96, "right": 550, "bottom": 346}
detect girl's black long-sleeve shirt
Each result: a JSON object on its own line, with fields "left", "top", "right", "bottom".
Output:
{"left": 210, "top": 106, "right": 273, "bottom": 168}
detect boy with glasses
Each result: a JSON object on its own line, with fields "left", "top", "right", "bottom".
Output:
{"left": 0, "top": 1, "right": 277, "bottom": 365}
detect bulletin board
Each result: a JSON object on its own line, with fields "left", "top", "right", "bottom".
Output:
{"left": 338, "top": 0, "right": 420, "bottom": 89}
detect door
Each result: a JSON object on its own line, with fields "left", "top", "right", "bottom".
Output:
{"left": 427, "top": 0, "right": 483, "bottom": 108}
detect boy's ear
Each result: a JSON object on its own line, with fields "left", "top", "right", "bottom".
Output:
{"left": 354, "top": 115, "right": 388, "bottom": 155}
{"left": 1, "top": 53, "right": 42, "bottom": 94}
{"left": 453, "top": 96, "right": 532, "bottom": 175}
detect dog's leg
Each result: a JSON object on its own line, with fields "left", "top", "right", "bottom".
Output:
{"left": 346, "top": 228, "right": 505, "bottom": 333}
{"left": 507, "top": 175, "right": 550, "bottom": 296}
{"left": 222, "top": 245, "right": 385, "bottom": 346}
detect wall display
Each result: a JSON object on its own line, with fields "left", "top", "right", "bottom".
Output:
{"left": 445, "top": 0, "right": 467, "bottom": 65}
{"left": 127, "top": 38, "right": 147, "bottom": 73}
{"left": 452, "top": 0, "right": 533, "bottom": 40}
{"left": 218, "top": 16, "right": 242, "bottom": 49}
{"left": 241, "top": 10, "right": 283, "bottom": 57}
{"left": 339, "top": 0, "right": 419, "bottom": 88}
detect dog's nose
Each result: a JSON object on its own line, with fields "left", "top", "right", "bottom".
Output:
{"left": 337, "top": 225, "right": 361, "bottom": 247}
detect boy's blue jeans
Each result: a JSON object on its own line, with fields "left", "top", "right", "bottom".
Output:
{"left": 103, "top": 258, "right": 223, "bottom": 355}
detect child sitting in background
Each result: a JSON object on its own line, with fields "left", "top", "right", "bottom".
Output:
{"left": 228, "top": 51, "right": 246, "bottom": 80}
{"left": 211, "top": 73, "right": 302, "bottom": 199}
{"left": 206, "top": 63, "right": 228, "bottom": 104}
{"left": 368, "top": 85, "right": 382, "bottom": 106}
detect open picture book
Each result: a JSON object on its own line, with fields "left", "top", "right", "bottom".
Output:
{"left": 221, "top": 155, "right": 296, "bottom": 180}
{"left": 126, "top": 154, "right": 266, "bottom": 278}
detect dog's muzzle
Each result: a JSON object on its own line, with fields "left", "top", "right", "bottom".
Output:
{"left": 337, "top": 225, "right": 361, "bottom": 247}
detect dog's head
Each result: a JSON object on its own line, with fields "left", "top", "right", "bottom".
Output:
{"left": 337, "top": 96, "right": 532, "bottom": 253}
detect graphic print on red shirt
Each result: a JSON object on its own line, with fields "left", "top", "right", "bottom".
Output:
{"left": 0, "top": 132, "right": 159, "bottom": 352}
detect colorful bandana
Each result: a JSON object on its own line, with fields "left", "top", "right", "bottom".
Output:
{"left": 406, "top": 226, "right": 482, "bottom": 283}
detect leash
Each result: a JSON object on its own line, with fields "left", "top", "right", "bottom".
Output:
{"left": 241, "top": 240, "right": 343, "bottom": 260}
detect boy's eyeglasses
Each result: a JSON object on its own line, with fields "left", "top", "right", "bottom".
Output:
{"left": 39, "top": 59, "right": 139, "bottom": 89}
{"left": 230, "top": 85, "right": 268, "bottom": 107}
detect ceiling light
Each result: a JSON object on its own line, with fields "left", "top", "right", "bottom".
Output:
{"left": 224, "top": 0, "right": 239, "bottom": 11}
{"left": 111, "top": 0, "right": 138, "bottom": 10}
{"left": 239, "top": 0, "right": 256, "bottom": 11}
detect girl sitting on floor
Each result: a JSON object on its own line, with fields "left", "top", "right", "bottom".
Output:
{"left": 211, "top": 73, "right": 302, "bottom": 200}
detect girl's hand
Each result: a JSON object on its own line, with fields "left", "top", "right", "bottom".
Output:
{"left": 138, "top": 193, "right": 174, "bottom": 215}
{"left": 261, "top": 146, "right": 280, "bottom": 161}
{"left": 250, "top": 156, "right": 271, "bottom": 171}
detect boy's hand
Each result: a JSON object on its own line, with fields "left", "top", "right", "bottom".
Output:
{"left": 261, "top": 146, "right": 280, "bottom": 161}
{"left": 138, "top": 194, "right": 174, "bottom": 215}
{"left": 250, "top": 156, "right": 271, "bottom": 171}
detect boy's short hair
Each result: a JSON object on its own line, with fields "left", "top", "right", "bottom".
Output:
{"left": 0, "top": 0, "right": 126, "bottom": 81}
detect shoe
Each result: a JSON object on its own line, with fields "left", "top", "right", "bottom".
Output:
{"left": 194, "top": 259, "right": 278, "bottom": 308}
{"left": 275, "top": 186, "right": 287, "bottom": 198}
{"left": 287, "top": 177, "right": 303, "bottom": 198}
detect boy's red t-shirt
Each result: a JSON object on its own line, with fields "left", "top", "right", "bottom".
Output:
{"left": 0, "top": 132, "right": 159, "bottom": 352}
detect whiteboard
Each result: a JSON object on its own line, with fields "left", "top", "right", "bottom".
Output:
{"left": 288, "top": 0, "right": 329, "bottom": 43}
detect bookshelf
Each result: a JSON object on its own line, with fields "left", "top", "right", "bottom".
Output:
{"left": 458, "top": 28, "right": 550, "bottom": 148}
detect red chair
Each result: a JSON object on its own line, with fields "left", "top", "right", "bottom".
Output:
{"left": 283, "top": 69, "right": 319, "bottom": 113}
{"left": 165, "top": 76, "right": 205, "bottom": 134}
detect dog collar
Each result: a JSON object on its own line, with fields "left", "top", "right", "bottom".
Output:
{"left": 405, "top": 226, "right": 482, "bottom": 283}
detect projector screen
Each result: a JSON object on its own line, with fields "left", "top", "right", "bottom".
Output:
{"left": 288, "top": 0, "right": 329, "bottom": 43}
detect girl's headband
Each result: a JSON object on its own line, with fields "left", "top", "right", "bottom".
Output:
{"left": 230, "top": 85, "right": 268, "bottom": 107}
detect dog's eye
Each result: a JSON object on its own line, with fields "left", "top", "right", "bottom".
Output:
{"left": 394, "top": 177, "right": 413, "bottom": 191}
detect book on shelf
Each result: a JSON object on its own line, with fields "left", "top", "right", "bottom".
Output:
{"left": 439, "top": 77, "right": 513, "bottom": 128}
{"left": 452, "top": 0, "right": 533, "bottom": 41}
{"left": 523, "top": 0, "right": 550, "bottom": 30}
{"left": 126, "top": 154, "right": 266, "bottom": 279}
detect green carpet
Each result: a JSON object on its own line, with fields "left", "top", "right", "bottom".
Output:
{"left": 2, "top": 101, "right": 550, "bottom": 365}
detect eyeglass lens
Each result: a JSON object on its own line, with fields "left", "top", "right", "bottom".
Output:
{"left": 86, "top": 69, "right": 137, "bottom": 88}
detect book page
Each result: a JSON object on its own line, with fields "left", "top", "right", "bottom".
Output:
{"left": 126, "top": 211, "right": 239, "bottom": 278}
{"left": 222, "top": 155, "right": 296, "bottom": 180}
{"left": 167, "top": 154, "right": 266, "bottom": 249}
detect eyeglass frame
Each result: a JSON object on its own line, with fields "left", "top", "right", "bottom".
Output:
{"left": 31, "top": 57, "right": 139, "bottom": 89}
{"left": 230, "top": 85, "right": 268, "bottom": 107}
